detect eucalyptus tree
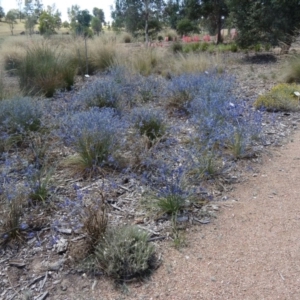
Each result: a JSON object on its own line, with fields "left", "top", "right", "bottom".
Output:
{"left": 6, "top": 9, "right": 18, "bottom": 35}
{"left": 227, "top": 0, "right": 300, "bottom": 49}
{"left": 112, "top": 0, "right": 164, "bottom": 42}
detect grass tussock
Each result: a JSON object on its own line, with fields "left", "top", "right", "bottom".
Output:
{"left": 254, "top": 83, "right": 300, "bottom": 111}
{"left": 94, "top": 225, "right": 156, "bottom": 281}
{"left": 281, "top": 54, "right": 300, "bottom": 83}
{"left": 18, "top": 42, "right": 77, "bottom": 97}
{"left": 115, "top": 47, "right": 164, "bottom": 76}
{"left": 167, "top": 52, "right": 223, "bottom": 75}
{"left": 89, "top": 40, "right": 117, "bottom": 72}
{"left": 0, "top": 193, "right": 26, "bottom": 247}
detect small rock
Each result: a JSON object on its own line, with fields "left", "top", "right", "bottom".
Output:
{"left": 47, "top": 259, "right": 65, "bottom": 271}
{"left": 177, "top": 216, "right": 189, "bottom": 222}
{"left": 54, "top": 237, "right": 68, "bottom": 254}
{"left": 56, "top": 228, "right": 72, "bottom": 235}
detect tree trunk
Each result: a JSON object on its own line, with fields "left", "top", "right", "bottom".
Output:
{"left": 216, "top": 13, "right": 222, "bottom": 44}
{"left": 144, "top": 0, "right": 149, "bottom": 45}
{"left": 145, "top": 18, "right": 149, "bottom": 44}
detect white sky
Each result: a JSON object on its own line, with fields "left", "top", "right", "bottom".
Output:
{"left": 0, "top": 0, "right": 114, "bottom": 22}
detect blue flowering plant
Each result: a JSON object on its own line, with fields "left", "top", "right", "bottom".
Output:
{"left": 77, "top": 78, "right": 123, "bottom": 111}
{"left": 59, "top": 107, "right": 127, "bottom": 173}
{"left": 0, "top": 97, "right": 42, "bottom": 134}
{"left": 131, "top": 107, "right": 166, "bottom": 142}
{"left": 165, "top": 72, "right": 214, "bottom": 114}
{"left": 145, "top": 166, "right": 192, "bottom": 217}
{"left": 186, "top": 72, "right": 262, "bottom": 158}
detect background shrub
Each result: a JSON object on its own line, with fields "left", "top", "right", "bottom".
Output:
{"left": 171, "top": 42, "right": 183, "bottom": 53}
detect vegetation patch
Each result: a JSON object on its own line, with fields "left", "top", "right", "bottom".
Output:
{"left": 93, "top": 225, "right": 156, "bottom": 282}
{"left": 254, "top": 83, "right": 300, "bottom": 112}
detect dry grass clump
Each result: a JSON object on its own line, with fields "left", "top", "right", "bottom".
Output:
{"left": 281, "top": 54, "right": 300, "bottom": 83}
{"left": 94, "top": 225, "right": 156, "bottom": 281}
{"left": 254, "top": 83, "right": 300, "bottom": 111}
{"left": 0, "top": 36, "right": 28, "bottom": 72}
{"left": 167, "top": 52, "right": 223, "bottom": 75}
{"left": 115, "top": 47, "right": 165, "bottom": 76}
{"left": 89, "top": 39, "right": 117, "bottom": 72}
{"left": 120, "top": 32, "right": 134, "bottom": 43}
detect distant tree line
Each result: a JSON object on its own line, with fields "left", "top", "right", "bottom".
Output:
{"left": 0, "top": 1, "right": 106, "bottom": 37}
{"left": 111, "top": 0, "right": 300, "bottom": 47}
{"left": 0, "top": 0, "right": 299, "bottom": 49}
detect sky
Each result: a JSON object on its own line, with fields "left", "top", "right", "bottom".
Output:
{"left": 0, "top": 0, "right": 114, "bottom": 22}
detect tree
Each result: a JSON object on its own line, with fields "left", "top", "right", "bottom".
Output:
{"left": 38, "top": 8, "right": 61, "bottom": 35}
{"left": 112, "top": 0, "right": 164, "bottom": 42}
{"left": 76, "top": 9, "right": 92, "bottom": 36}
{"left": 163, "top": 0, "right": 181, "bottom": 29}
{"left": 23, "top": 0, "right": 43, "bottom": 35}
{"left": 227, "top": 0, "right": 300, "bottom": 49}
{"left": 201, "top": 0, "right": 228, "bottom": 44}
{"left": 16, "top": 0, "right": 22, "bottom": 21}
{"left": 0, "top": 7, "right": 5, "bottom": 21}
{"left": 176, "top": 18, "right": 198, "bottom": 35}
{"left": 91, "top": 16, "right": 102, "bottom": 35}
{"left": 6, "top": 9, "right": 18, "bottom": 35}
{"left": 62, "top": 21, "right": 69, "bottom": 28}
{"left": 68, "top": 6, "right": 92, "bottom": 36}
{"left": 182, "top": 0, "right": 202, "bottom": 21}
{"left": 93, "top": 7, "right": 105, "bottom": 24}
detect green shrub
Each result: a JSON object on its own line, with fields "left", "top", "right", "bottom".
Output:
{"left": 254, "top": 43, "right": 261, "bottom": 52}
{"left": 254, "top": 83, "right": 300, "bottom": 111}
{"left": 171, "top": 42, "right": 183, "bottom": 53}
{"left": 94, "top": 225, "right": 156, "bottom": 281}
{"left": 18, "top": 44, "right": 76, "bottom": 97}
{"left": 156, "top": 194, "right": 185, "bottom": 215}
{"left": 230, "top": 43, "right": 238, "bottom": 52}
{"left": 183, "top": 43, "right": 201, "bottom": 53}
{"left": 200, "top": 42, "right": 209, "bottom": 52}
{"left": 264, "top": 43, "right": 271, "bottom": 51}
